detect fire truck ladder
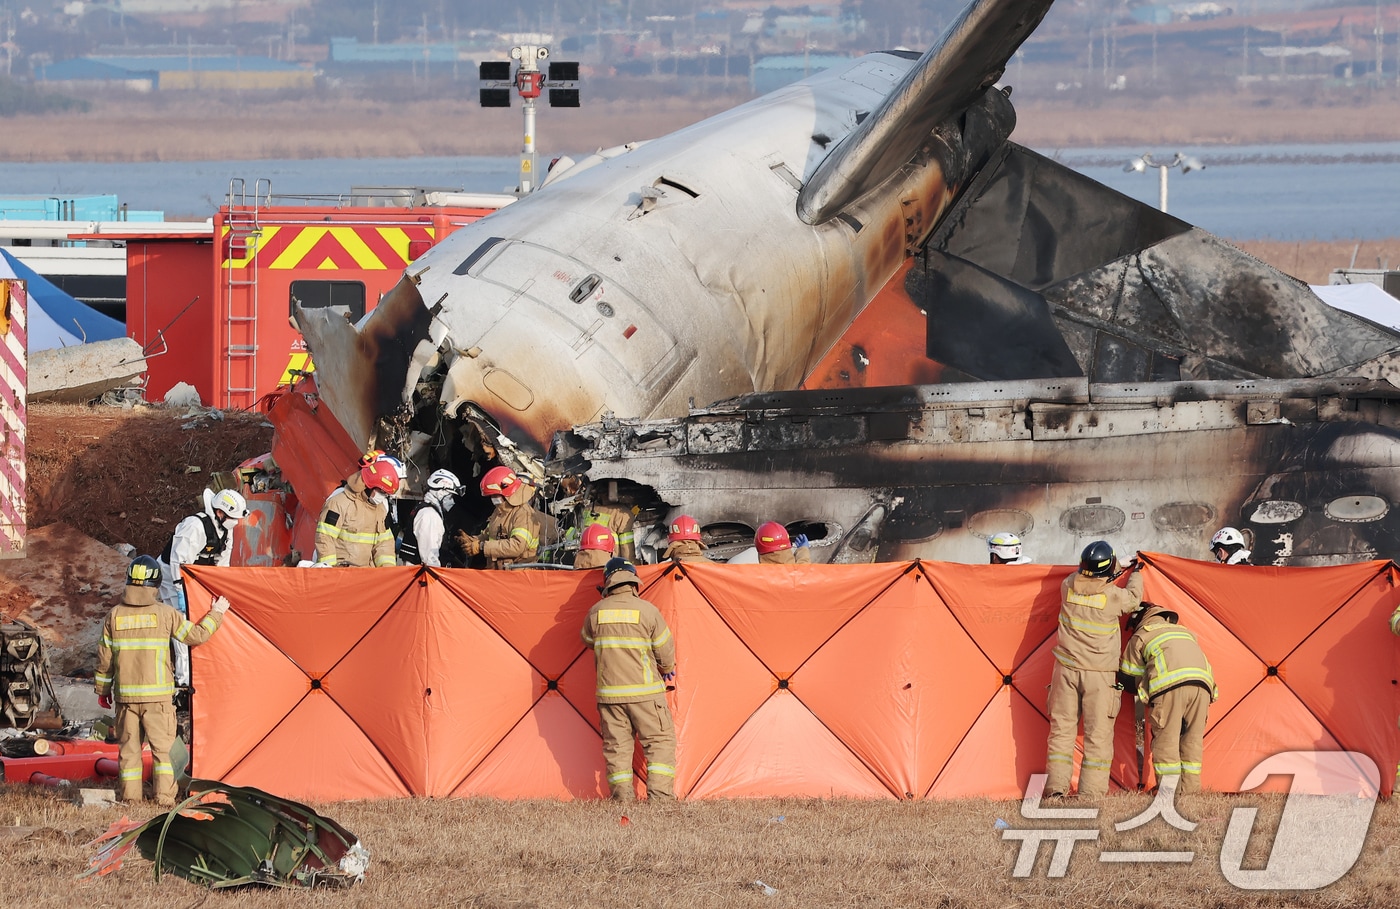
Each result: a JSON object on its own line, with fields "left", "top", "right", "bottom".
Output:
{"left": 223, "top": 178, "right": 269, "bottom": 409}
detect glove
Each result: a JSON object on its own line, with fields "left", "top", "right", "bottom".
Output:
{"left": 662, "top": 671, "right": 676, "bottom": 683}
{"left": 211, "top": 595, "right": 230, "bottom": 614}
{"left": 98, "top": 694, "right": 112, "bottom": 710}
{"left": 457, "top": 531, "right": 481, "bottom": 557}
{"left": 793, "top": 534, "right": 809, "bottom": 548}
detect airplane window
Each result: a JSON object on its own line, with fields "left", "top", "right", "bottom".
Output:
{"left": 1059, "top": 505, "right": 1125, "bottom": 536}
{"left": 1150, "top": 502, "right": 1215, "bottom": 531}
{"left": 453, "top": 237, "right": 505, "bottom": 276}
{"left": 1324, "top": 495, "right": 1389, "bottom": 523}
{"left": 967, "top": 508, "right": 1033, "bottom": 538}
{"left": 1248, "top": 500, "right": 1306, "bottom": 524}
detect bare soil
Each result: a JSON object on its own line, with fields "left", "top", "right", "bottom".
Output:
{"left": 0, "top": 785, "right": 1396, "bottom": 907}
{"left": 23, "top": 403, "right": 272, "bottom": 557}
{"left": 2, "top": 91, "right": 1398, "bottom": 163}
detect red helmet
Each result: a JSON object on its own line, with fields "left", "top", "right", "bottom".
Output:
{"left": 581, "top": 524, "right": 616, "bottom": 553}
{"left": 755, "top": 521, "right": 790, "bottom": 554}
{"left": 360, "top": 461, "right": 400, "bottom": 496}
{"left": 669, "top": 514, "right": 702, "bottom": 543}
{"left": 480, "top": 466, "right": 521, "bottom": 498}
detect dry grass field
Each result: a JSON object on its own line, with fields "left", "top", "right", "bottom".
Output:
{"left": 2, "top": 90, "right": 1398, "bottom": 162}
{"left": 1236, "top": 239, "right": 1400, "bottom": 285}
{"left": 2, "top": 783, "right": 1400, "bottom": 908}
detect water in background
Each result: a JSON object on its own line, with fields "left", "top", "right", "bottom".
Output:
{"left": 3, "top": 143, "right": 1398, "bottom": 240}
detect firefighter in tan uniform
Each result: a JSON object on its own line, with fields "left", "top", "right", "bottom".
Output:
{"left": 575, "top": 524, "right": 616, "bottom": 570}
{"left": 95, "top": 556, "right": 229, "bottom": 805}
{"left": 314, "top": 461, "right": 400, "bottom": 567}
{"left": 1120, "top": 603, "right": 1217, "bottom": 794}
{"left": 663, "top": 514, "right": 708, "bottom": 564}
{"left": 1044, "top": 540, "right": 1144, "bottom": 799}
{"left": 581, "top": 559, "right": 678, "bottom": 800}
{"left": 458, "top": 466, "right": 542, "bottom": 569}
{"left": 583, "top": 503, "right": 638, "bottom": 561}
{"left": 755, "top": 521, "right": 812, "bottom": 564}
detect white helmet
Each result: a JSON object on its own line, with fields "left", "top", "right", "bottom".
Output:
{"left": 204, "top": 487, "right": 249, "bottom": 521}
{"left": 426, "top": 468, "right": 462, "bottom": 492}
{"left": 1211, "top": 527, "right": 1245, "bottom": 549}
{"left": 988, "top": 531, "right": 1023, "bottom": 561}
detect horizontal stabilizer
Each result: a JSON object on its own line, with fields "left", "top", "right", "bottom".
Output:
{"left": 797, "top": 0, "right": 1055, "bottom": 225}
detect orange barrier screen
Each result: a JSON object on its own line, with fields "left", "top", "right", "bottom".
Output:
{"left": 183, "top": 555, "right": 1400, "bottom": 801}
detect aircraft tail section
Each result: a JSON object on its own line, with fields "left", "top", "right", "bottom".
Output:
{"left": 797, "top": 0, "right": 1055, "bottom": 225}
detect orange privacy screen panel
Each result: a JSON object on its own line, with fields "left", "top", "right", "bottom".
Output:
{"left": 184, "top": 557, "right": 1400, "bottom": 801}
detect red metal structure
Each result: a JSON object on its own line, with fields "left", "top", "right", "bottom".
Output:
{"left": 114, "top": 200, "right": 501, "bottom": 410}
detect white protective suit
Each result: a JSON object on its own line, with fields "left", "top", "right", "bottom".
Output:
{"left": 159, "top": 489, "right": 239, "bottom": 686}
{"left": 411, "top": 488, "right": 456, "bottom": 568}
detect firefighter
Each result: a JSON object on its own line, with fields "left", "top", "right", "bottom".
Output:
{"left": 582, "top": 503, "right": 639, "bottom": 561}
{"left": 987, "top": 531, "right": 1031, "bottom": 565}
{"left": 457, "top": 466, "right": 542, "bottom": 569}
{"left": 755, "top": 521, "right": 811, "bottom": 564}
{"left": 400, "top": 469, "right": 462, "bottom": 568}
{"left": 1119, "top": 603, "right": 1217, "bottom": 794}
{"left": 158, "top": 487, "right": 247, "bottom": 686}
{"left": 575, "top": 523, "right": 616, "bottom": 570}
{"left": 95, "top": 556, "right": 229, "bottom": 805}
{"left": 314, "top": 460, "right": 399, "bottom": 567}
{"left": 581, "top": 558, "right": 677, "bottom": 800}
{"left": 1209, "top": 527, "right": 1252, "bottom": 565}
{"left": 1044, "top": 540, "right": 1144, "bottom": 799}
{"left": 662, "top": 514, "right": 708, "bottom": 564}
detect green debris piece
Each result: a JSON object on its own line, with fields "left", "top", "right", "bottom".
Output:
{"left": 82, "top": 780, "right": 369, "bottom": 889}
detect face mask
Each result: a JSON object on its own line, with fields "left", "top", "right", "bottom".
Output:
{"left": 491, "top": 496, "right": 505, "bottom": 507}
{"left": 369, "top": 490, "right": 386, "bottom": 506}
{"left": 442, "top": 495, "right": 457, "bottom": 512}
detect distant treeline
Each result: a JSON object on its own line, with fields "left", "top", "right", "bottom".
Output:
{"left": 0, "top": 77, "right": 89, "bottom": 117}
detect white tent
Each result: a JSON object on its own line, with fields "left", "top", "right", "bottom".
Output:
{"left": 1311, "top": 283, "right": 1400, "bottom": 333}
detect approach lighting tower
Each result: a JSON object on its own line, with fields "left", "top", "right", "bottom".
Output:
{"left": 479, "top": 46, "right": 580, "bottom": 194}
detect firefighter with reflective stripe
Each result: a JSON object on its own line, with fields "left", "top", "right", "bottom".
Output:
{"left": 314, "top": 462, "right": 399, "bottom": 567}
{"left": 582, "top": 503, "right": 639, "bottom": 561}
{"left": 1044, "top": 540, "right": 1144, "bottom": 799}
{"left": 1120, "top": 602, "right": 1217, "bottom": 793}
{"left": 663, "top": 514, "right": 707, "bottom": 564}
{"left": 458, "top": 466, "right": 541, "bottom": 569}
{"left": 94, "top": 556, "right": 228, "bottom": 805}
{"left": 575, "top": 523, "right": 616, "bottom": 570}
{"left": 159, "top": 487, "right": 247, "bottom": 686}
{"left": 581, "top": 559, "right": 677, "bottom": 800}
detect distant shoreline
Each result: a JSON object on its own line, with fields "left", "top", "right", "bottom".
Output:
{"left": 2, "top": 92, "right": 1399, "bottom": 163}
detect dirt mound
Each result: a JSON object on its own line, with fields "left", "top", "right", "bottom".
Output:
{"left": 0, "top": 523, "right": 130, "bottom": 677}
{"left": 26, "top": 403, "right": 273, "bottom": 557}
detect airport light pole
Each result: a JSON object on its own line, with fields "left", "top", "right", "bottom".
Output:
{"left": 1123, "top": 152, "right": 1204, "bottom": 213}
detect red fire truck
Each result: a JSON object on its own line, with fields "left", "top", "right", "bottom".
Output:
{"left": 113, "top": 189, "right": 506, "bottom": 409}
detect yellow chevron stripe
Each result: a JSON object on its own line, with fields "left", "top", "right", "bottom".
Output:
{"left": 269, "top": 226, "right": 327, "bottom": 270}
{"left": 379, "top": 227, "right": 412, "bottom": 264}
{"left": 330, "top": 227, "right": 386, "bottom": 269}
{"left": 220, "top": 225, "right": 279, "bottom": 268}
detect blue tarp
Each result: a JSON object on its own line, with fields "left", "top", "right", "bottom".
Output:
{"left": 0, "top": 248, "right": 125, "bottom": 350}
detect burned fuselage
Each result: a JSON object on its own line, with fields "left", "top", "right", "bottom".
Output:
{"left": 551, "top": 378, "right": 1400, "bottom": 567}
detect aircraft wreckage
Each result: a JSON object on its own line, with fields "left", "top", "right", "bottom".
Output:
{"left": 287, "top": 0, "right": 1400, "bottom": 568}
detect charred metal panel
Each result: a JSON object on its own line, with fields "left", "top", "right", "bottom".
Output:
{"left": 915, "top": 249, "right": 1083, "bottom": 379}
{"left": 928, "top": 143, "right": 1187, "bottom": 287}
{"left": 563, "top": 377, "right": 1400, "bottom": 568}
{"left": 916, "top": 142, "right": 1400, "bottom": 388}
